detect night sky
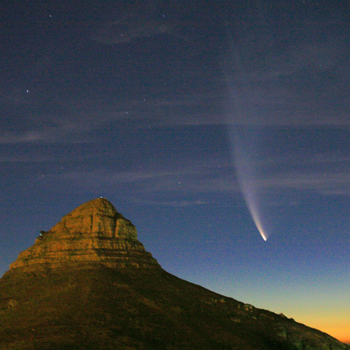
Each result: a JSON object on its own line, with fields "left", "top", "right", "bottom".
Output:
{"left": 1, "top": 0, "right": 350, "bottom": 343}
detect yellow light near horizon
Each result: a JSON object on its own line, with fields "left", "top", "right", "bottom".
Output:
{"left": 309, "top": 321, "right": 350, "bottom": 344}
{"left": 289, "top": 307, "right": 350, "bottom": 345}
{"left": 317, "top": 326, "right": 350, "bottom": 345}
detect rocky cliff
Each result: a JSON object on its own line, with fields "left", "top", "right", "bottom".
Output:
{"left": 1, "top": 198, "right": 349, "bottom": 350}
{"left": 9, "top": 198, "right": 159, "bottom": 271}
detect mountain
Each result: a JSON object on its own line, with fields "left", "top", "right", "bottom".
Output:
{"left": 0, "top": 198, "right": 348, "bottom": 350}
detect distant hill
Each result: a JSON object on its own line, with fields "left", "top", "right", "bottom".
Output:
{"left": 0, "top": 198, "right": 348, "bottom": 350}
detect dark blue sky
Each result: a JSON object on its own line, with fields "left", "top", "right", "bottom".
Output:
{"left": 1, "top": 0, "right": 350, "bottom": 343}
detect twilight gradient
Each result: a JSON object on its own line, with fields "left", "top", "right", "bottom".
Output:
{"left": 1, "top": 0, "right": 350, "bottom": 344}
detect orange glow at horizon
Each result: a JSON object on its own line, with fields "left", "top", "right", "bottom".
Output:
{"left": 318, "top": 323, "right": 350, "bottom": 344}
{"left": 320, "top": 329, "right": 350, "bottom": 345}
{"left": 292, "top": 310, "right": 350, "bottom": 345}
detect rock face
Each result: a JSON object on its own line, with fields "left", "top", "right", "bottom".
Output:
{"left": 9, "top": 198, "right": 159, "bottom": 271}
{"left": 1, "top": 198, "right": 349, "bottom": 350}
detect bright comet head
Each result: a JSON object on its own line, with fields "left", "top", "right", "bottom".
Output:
{"left": 250, "top": 206, "right": 268, "bottom": 241}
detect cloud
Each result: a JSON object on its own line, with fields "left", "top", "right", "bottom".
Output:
{"left": 129, "top": 198, "right": 209, "bottom": 207}
{"left": 48, "top": 164, "right": 239, "bottom": 198}
{"left": 0, "top": 123, "right": 88, "bottom": 144}
{"left": 222, "top": 8, "right": 350, "bottom": 128}
{"left": 231, "top": 149, "right": 350, "bottom": 197}
{"left": 91, "top": 0, "right": 190, "bottom": 46}
{"left": 0, "top": 131, "right": 42, "bottom": 144}
{"left": 92, "top": 17, "right": 174, "bottom": 45}
{"left": 0, "top": 104, "right": 135, "bottom": 145}
{"left": 0, "top": 154, "right": 55, "bottom": 163}
{"left": 58, "top": 169, "right": 179, "bottom": 184}
{"left": 47, "top": 153, "right": 350, "bottom": 209}
{"left": 234, "top": 168, "right": 350, "bottom": 212}
{"left": 259, "top": 172, "right": 350, "bottom": 196}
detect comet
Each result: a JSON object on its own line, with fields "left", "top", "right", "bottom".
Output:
{"left": 239, "top": 180, "right": 270, "bottom": 242}
{"left": 223, "top": 17, "right": 271, "bottom": 241}
{"left": 248, "top": 201, "right": 268, "bottom": 241}
{"left": 230, "top": 127, "right": 270, "bottom": 241}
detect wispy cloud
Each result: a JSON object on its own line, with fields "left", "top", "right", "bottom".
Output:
{"left": 49, "top": 165, "right": 239, "bottom": 196}
{"left": 0, "top": 131, "right": 42, "bottom": 144}
{"left": 46, "top": 154, "right": 350, "bottom": 210}
{"left": 0, "top": 123, "right": 90, "bottom": 144}
{"left": 258, "top": 171, "right": 350, "bottom": 196}
{"left": 129, "top": 198, "right": 209, "bottom": 207}
{"left": 0, "top": 154, "right": 55, "bottom": 163}
{"left": 57, "top": 169, "right": 181, "bottom": 184}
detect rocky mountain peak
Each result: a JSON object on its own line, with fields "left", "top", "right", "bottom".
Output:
{"left": 9, "top": 198, "right": 160, "bottom": 272}
{"left": 49, "top": 197, "right": 138, "bottom": 240}
{"left": 1, "top": 198, "right": 349, "bottom": 350}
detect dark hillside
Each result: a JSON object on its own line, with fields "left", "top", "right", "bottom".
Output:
{"left": 0, "top": 199, "right": 348, "bottom": 350}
